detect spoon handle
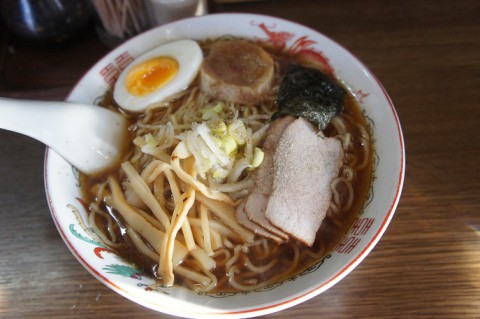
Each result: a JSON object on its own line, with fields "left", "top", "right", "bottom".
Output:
{"left": 0, "top": 97, "right": 73, "bottom": 146}
{"left": 0, "top": 97, "right": 127, "bottom": 174}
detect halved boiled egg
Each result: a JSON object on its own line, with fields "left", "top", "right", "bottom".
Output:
{"left": 114, "top": 39, "right": 203, "bottom": 112}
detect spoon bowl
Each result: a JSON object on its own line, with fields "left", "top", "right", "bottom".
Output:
{"left": 0, "top": 97, "right": 128, "bottom": 175}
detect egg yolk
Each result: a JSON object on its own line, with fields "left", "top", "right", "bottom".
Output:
{"left": 125, "top": 57, "right": 179, "bottom": 96}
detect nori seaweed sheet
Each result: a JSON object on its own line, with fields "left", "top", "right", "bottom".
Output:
{"left": 273, "top": 64, "right": 346, "bottom": 130}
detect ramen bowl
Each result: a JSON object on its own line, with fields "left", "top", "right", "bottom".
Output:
{"left": 45, "top": 13, "right": 404, "bottom": 318}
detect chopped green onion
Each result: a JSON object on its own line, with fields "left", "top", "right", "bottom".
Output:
{"left": 144, "top": 133, "right": 157, "bottom": 145}
{"left": 251, "top": 147, "right": 264, "bottom": 168}
{"left": 220, "top": 135, "right": 237, "bottom": 155}
{"left": 200, "top": 102, "right": 223, "bottom": 120}
{"left": 228, "top": 120, "right": 247, "bottom": 145}
{"left": 208, "top": 119, "right": 227, "bottom": 134}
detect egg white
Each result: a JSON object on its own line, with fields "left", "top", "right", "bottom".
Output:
{"left": 114, "top": 39, "right": 203, "bottom": 112}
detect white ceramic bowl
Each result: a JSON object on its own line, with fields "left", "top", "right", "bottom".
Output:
{"left": 45, "top": 13, "right": 405, "bottom": 318}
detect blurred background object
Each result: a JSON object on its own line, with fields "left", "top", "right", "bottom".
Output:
{"left": 0, "top": 0, "right": 93, "bottom": 43}
{"left": 212, "top": 0, "right": 267, "bottom": 2}
{"left": 92, "top": 0, "right": 152, "bottom": 47}
{"left": 146, "top": 0, "right": 200, "bottom": 26}
{"left": 92, "top": 0, "right": 207, "bottom": 47}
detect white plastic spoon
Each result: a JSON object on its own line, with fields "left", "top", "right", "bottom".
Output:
{"left": 0, "top": 97, "right": 128, "bottom": 175}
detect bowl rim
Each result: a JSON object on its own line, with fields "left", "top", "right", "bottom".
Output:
{"left": 44, "top": 12, "right": 405, "bottom": 318}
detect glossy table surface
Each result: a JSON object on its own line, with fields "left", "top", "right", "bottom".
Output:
{"left": 0, "top": 1, "right": 479, "bottom": 318}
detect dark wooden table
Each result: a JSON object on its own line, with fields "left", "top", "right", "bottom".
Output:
{"left": 1, "top": 1, "right": 479, "bottom": 318}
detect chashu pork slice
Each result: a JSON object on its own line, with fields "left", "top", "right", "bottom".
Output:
{"left": 236, "top": 201, "right": 284, "bottom": 244}
{"left": 200, "top": 40, "right": 274, "bottom": 105}
{"left": 265, "top": 117, "right": 344, "bottom": 246}
{"left": 243, "top": 115, "right": 295, "bottom": 240}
